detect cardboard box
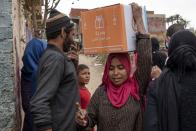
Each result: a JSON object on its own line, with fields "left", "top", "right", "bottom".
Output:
{"left": 81, "top": 4, "right": 147, "bottom": 54}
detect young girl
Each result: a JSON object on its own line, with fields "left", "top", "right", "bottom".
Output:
{"left": 77, "top": 64, "right": 91, "bottom": 110}
{"left": 78, "top": 64, "right": 95, "bottom": 131}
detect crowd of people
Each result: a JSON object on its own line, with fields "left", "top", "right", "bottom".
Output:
{"left": 20, "top": 3, "right": 196, "bottom": 131}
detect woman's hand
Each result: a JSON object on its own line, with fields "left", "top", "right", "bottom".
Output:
{"left": 130, "top": 53, "right": 137, "bottom": 77}
{"left": 75, "top": 102, "right": 88, "bottom": 127}
{"left": 131, "top": 2, "right": 146, "bottom": 34}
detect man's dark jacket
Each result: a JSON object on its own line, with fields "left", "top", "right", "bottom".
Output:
{"left": 30, "top": 44, "right": 80, "bottom": 131}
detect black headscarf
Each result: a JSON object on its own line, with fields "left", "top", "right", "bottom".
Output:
{"left": 151, "top": 37, "right": 167, "bottom": 70}
{"left": 166, "top": 24, "right": 184, "bottom": 37}
{"left": 167, "top": 30, "right": 196, "bottom": 77}
{"left": 151, "top": 37, "right": 160, "bottom": 52}
{"left": 152, "top": 51, "right": 167, "bottom": 70}
{"left": 156, "top": 30, "right": 196, "bottom": 131}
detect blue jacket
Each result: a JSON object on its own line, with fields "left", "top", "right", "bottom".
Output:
{"left": 21, "top": 38, "right": 47, "bottom": 93}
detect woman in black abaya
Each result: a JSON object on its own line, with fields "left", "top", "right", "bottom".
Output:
{"left": 144, "top": 30, "right": 196, "bottom": 131}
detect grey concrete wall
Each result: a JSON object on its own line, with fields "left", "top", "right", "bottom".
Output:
{"left": 0, "top": 0, "right": 16, "bottom": 130}
{"left": 0, "top": 0, "right": 25, "bottom": 130}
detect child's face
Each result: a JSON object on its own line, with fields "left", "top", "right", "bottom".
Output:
{"left": 78, "top": 68, "right": 90, "bottom": 85}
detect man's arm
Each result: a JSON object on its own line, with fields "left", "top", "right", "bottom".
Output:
{"left": 30, "top": 55, "right": 64, "bottom": 131}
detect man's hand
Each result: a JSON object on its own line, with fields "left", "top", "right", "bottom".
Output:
{"left": 151, "top": 65, "right": 162, "bottom": 80}
{"left": 75, "top": 102, "right": 88, "bottom": 127}
{"left": 44, "top": 128, "right": 52, "bottom": 131}
{"left": 67, "top": 44, "right": 79, "bottom": 61}
{"left": 67, "top": 50, "right": 79, "bottom": 61}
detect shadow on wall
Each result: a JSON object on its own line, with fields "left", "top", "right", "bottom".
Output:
{"left": 14, "top": 38, "right": 22, "bottom": 131}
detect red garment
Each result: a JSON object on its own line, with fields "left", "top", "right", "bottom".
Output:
{"left": 79, "top": 87, "right": 91, "bottom": 109}
{"left": 79, "top": 87, "right": 94, "bottom": 131}
{"left": 102, "top": 53, "right": 140, "bottom": 108}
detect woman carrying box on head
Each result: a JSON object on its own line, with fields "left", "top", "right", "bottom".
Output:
{"left": 75, "top": 3, "right": 152, "bottom": 131}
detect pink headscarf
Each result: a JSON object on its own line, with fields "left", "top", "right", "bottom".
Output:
{"left": 102, "top": 53, "right": 140, "bottom": 108}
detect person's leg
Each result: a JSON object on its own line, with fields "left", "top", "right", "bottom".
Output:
{"left": 22, "top": 112, "right": 33, "bottom": 131}
{"left": 21, "top": 77, "right": 33, "bottom": 131}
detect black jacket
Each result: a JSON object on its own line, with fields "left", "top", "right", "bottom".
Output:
{"left": 144, "top": 72, "right": 196, "bottom": 131}
{"left": 30, "top": 44, "right": 80, "bottom": 131}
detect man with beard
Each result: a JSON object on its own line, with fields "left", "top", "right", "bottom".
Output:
{"left": 165, "top": 23, "right": 184, "bottom": 49}
{"left": 30, "top": 9, "right": 80, "bottom": 131}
